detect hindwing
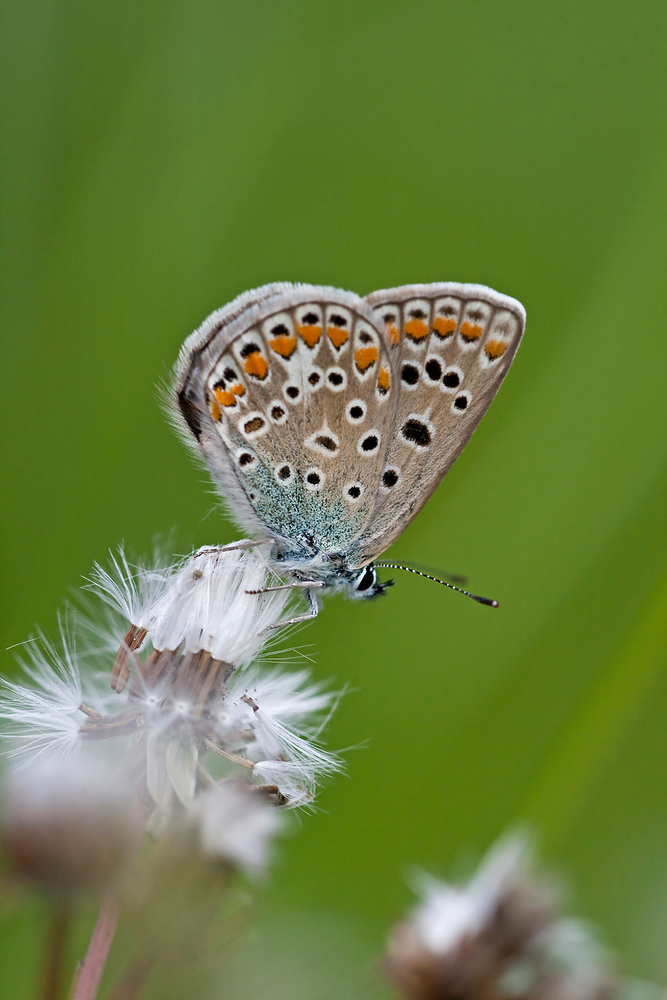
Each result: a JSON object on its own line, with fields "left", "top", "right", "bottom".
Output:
{"left": 347, "top": 282, "right": 525, "bottom": 566}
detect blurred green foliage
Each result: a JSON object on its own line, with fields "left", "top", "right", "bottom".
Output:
{"left": 1, "top": 1, "right": 666, "bottom": 996}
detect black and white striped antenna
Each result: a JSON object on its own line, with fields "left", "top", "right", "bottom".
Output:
{"left": 374, "top": 561, "right": 499, "bottom": 607}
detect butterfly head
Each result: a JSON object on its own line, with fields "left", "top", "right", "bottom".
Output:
{"left": 291, "top": 560, "right": 393, "bottom": 600}
{"left": 349, "top": 565, "right": 394, "bottom": 600}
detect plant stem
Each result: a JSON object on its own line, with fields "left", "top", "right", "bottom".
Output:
{"left": 70, "top": 795, "right": 148, "bottom": 1000}
{"left": 42, "top": 903, "right": 69, "bottom": 1000}
{"left": 71, "top": 894, "right": 121, "bottom": 1000}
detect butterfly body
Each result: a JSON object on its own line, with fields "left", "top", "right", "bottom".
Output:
{"left": 172, "top": 281, "right": 525, "bottom": 606}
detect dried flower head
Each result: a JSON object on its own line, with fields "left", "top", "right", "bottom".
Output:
{"left": 384, "top": 837, "right": 617, "bottom": 1000}
{"left": 1, "top": 544, "right": 342, "bottom": 846}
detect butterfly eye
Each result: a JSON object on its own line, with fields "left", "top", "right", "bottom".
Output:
{"left": 354, "top": 566, "right": 377, "bottom": 593}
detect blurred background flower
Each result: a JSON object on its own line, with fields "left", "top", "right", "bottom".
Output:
{"left": 384, "top": 836, "right": 616, "bottom": 1000}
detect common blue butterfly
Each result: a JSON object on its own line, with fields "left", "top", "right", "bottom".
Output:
{"left": 172, "top": 283, "right": 525, "bottom": 624}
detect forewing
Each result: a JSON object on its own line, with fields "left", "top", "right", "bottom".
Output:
{"left": 172, "top": 283, "right": 398, "bottom": 557}
{"left": 349, "top": 282, "right": 525, "bottom": 565}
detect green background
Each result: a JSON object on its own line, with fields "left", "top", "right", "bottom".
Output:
{"left": 2, "top": 1, "right": 667, "bottom": 995}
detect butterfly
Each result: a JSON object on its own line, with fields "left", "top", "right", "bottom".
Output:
{"left": 172, "top": 282, "right": 525, "bottom": 624}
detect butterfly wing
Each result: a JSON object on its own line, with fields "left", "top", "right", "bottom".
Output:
{"left": 172, "top": 283, "right": 399, "bottom": 560}
{"left": 347, "top": 282, "right": 525, "bottom": 566}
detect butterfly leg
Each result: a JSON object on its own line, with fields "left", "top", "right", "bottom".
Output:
{"left": 259, "top": 586, "right": 321, "bottom": 632}
{"left": 196, "top": 538, "right": 272, "bottom": 558}
{"left": 246, "top": 580, "right": 325, "bottom": 596}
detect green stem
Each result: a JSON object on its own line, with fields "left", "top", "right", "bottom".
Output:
{"left": 42, "top": 903, "right": 69, "bottom": 1000}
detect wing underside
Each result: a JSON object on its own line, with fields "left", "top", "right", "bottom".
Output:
{"left": 347, "top": 282, "right": 525, "bottom": 566}
{"left": 174, "top": 285, "right": 399, "bottom": 559}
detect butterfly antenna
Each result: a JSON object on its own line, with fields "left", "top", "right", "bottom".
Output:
{"left": 378, "top": 558, "right": 468, "bottom": 586}
{"left": 374, "top": 563, "right": 499, "bottom": 607}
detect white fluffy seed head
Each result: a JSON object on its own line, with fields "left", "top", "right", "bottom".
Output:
{"left": 187, "top": 780, "right": 285, "bottom": 872}
{"left": 87, "top": 548, "right": 171, "bottom": 627}
{"left": 87, "top": 544, "right": 294, "bottom": 666}
{"left": 218, "top": 669, "right": 343, "bottom": 806}
{"left": 147, "top": 546, "right": 292, "bottom": 663}
{"left": 0, "top": 631, "right": 83, "bottom": 764}
{"left": 1, "top": 542, "right": 342, "bottom": 823}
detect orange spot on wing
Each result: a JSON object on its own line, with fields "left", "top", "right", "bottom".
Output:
{"left": 404, "top": 319, "right": 429, "bottom": 341}
{"left": 386, "top": 323, "right": 400, "bottom": 345}
{"left": 460, "top": 321, "right": 482, "bottom": 342}
{"left": 432, "top": 316, "right": 456, "bottom": 338}
{"left": 243, "top": 353, "right": 269, "bottom": 379}
{"left": 230, "top": 383, "right": 246, "bottom": 397}
{"left": 484, "top": 339, "right": 508, "bottom": 360}
{"left": 355, "top": 345, "right": 379, "bottom": 372}
{"left": 210, "top": 397, "right": 222, "bottom": 420}
{"left": 327, "top": 325, "right": 349, "bottom": 349}
{"left": 297, "top": 324, "right": 322, "bottom": 347}
{"left": 377, "top": 368, "right": 391, "bottom": 394}
{"left": 269, "top": 335, "right": 297, "bottom": 358}
{"left": 214, "top": 387, "right": 237, "bottom": 408}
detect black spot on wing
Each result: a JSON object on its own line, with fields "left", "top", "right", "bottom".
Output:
{"left": 401, "top": 364, "right": 419, "bottom": 385}
{"left": 315, "top": 435, "right": 338, "bottom": 452}
{"left": 402, "top": 419, "right": 431, "bottom": 447}
{"left": 425, "top": 358, "right": 442, "bottom": 381}
{"left": 178, "top": 389, "right": 203, "bottom": 441}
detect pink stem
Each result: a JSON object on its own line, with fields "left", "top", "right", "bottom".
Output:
{"left": 71, "top": 797, "right": 149, "bottom": 1000}
{"left": 71, "top": 894, "right": 121, "bottom": 1000}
